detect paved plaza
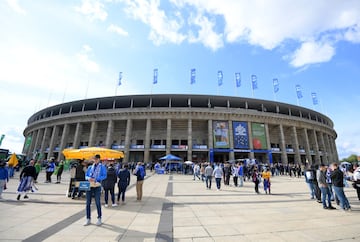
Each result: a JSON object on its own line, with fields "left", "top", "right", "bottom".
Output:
{"left": 0, "top": 170, "right": 359, "bottom": 242}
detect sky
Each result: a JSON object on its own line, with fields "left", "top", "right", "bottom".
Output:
{"left": 1, "top": 0, "right": 360, "bottom": 160}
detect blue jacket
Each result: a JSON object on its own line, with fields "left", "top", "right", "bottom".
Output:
{"left": 85, "top": 163, "right": 107, "bottom": 183}
{"left": 0, "top": 167, "right": 9, "bottom": 181}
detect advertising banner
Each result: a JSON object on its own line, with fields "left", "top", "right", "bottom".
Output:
{"left": 232, "top": 121, "right": 249, "bottom": 149}
{"left": 251, "top": 123, "right": 267, "bottom": 150}
{"left": 213, "top": 121, "right": 230, "bottom": 148}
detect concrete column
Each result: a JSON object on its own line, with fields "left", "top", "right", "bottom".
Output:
{"left": 144, "top": 119, "right": 151, "bottom": 163}
{"left": 39, "top": 127, "right": 49, "bottom": 160}
{"left": 318, "top": 132, "right": 327, "bottom": 164}
{"left": 292, "top": 126, "right": 301, "bottom": 164}
{"left": 124, "top": 119, "right": 133, "bottom": 163}
{"left": 73, "top": 122, "right": 82, "bottom": 149}
{"left": 279, "top": 124, "right": 288, "bottom": 164}
{"left": 105, "top": 120, "right": 114, "bottom": 148}
{"left": 303, "top": 128, "right": 312, "bottom": 165}
{"left": 59, "top": 124, "right": 69, "bottom": 161}
{"left": 331, "top": 137, "right": 339, "bottom": 163}
{"left": 48, "top": 125, "right": 59, "bottom": 160}
{"left": 228, "top": 121, "right": 234, "bottom": 161}
{"left": 264, "top": 123, "right": 271, "bottom": 163}
{"left": 208, "top": 120, "right": 213, "bottom": 150}
{"left": 88, "top": 121, "right": 97, "bottom": 147}
{"left": 166, "top": 119, "right": 172, "bottom": 154}
{"left": 32, "top": 128, "right": 43, "bottom": 159}
{"left": 248, "top": 122, "right": 254, "bottom": 160}
{"left": 187, "top": 118, "right": 193, "bottom": 162}
{"left": 313, "top": 129, "right": 320, "bottom": 164}
{"left": 26, "top": 130, "right": 37, "bottom": 158}
{"left": 324, "top": 134, "right": 332, "bottom": 164}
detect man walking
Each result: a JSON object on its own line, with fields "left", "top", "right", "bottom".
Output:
{"left": 84, "top": 154, "right": 107, "bottom": 226}
{"left": 330, "top": 162, "right": 351, "bottom": 211}
{"left": 134, "top": 162, "right": 145, "bottom": 201}
{"left": 204, "top": 163, "right": 213, "bottom": 189}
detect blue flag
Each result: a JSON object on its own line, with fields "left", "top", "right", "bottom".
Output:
{"left": 251, "top": 75, "right": 258, "bottom": 90}
{"left": 153, "top": 68, "right": 158, "bottom": 84}
{"left": 311, "top": 92, "right": 318, "bottom": 105}
{"left": 235, "top": 72, "right": 241, "bottom": 87}
{"left": 296, "top": 85, "right": 303, "bottom": 99}
{"left": 218, "top": 71, "right": 223, "bottom": 86}
{"left": 118, "top": 72, "right": 122, "bottom": 86}
{"left": 191, "top": 68, "right": 196, "bottom": 84}
{"left": 273, "top": 78, "right": 279, "bottom": 93}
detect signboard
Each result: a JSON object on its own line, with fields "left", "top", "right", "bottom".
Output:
{"left": 251, "top": 123, "right": 267, "bottom": 150}
{"left": 213, "top": 121, "right": 230, "bottom": 148}
{"left": 233, "top": 121, "right": 249, "bottom": 149}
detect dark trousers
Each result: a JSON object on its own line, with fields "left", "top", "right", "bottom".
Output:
{"left": 205, "top": 176, "right": 212, "bottom": 189}
{"left": 117, "top": 183, "right": 128, "bottom": 202}
{"left": 254, "top": 181, "right": 259, "bottom": 193}
{"left": 233, "top": 176, "right": 238, "bottom": 187}
{"left": 104, "top": 187, "right": 115, "bottom": 205}
{"left": 46, "top": 172, "right": 53, "bottom": 182}
{"left": 215, "top": 178, "right": 221, "bottom": 189}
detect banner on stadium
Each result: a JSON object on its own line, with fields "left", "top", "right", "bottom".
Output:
{"left": 251, "top": 123, "right": 267, "bottom": 150}
{"left": 233, "top": 121, "right": 249, "bottom": 149}
{"left": 213, "top": 121, "right": 230, "bottom": 148}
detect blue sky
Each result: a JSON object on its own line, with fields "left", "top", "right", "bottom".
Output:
{"left": 1, "top": 0, "right": 360, "bottom": 159}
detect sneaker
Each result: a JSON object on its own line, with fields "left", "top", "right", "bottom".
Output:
{"left": 328, "top": 206, "right": 336, "bottom": 210}
{"left": 24, "top": 195, "right": 29, "bottom": 199}
{"left": 17, "top": 194, "right": 21, "bottom": 200}
{"left": 83, "top": 219, "right": 91, "bottom": 226}
{"left": 112, "top": 203, "right": 118, "bottom": 207}
{"left": 104, "top": 204, "right": 108, "bottom": 208}
{"left": 96, "top": 218, "right": 102, "bottom": 226}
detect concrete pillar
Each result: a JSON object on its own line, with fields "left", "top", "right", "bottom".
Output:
{"left": 292, "top": 126, "right": 301, "bottom": 164}
{"left": 48, "top": 125, "right": 59, "bottom": 160}
{"left": 264, "top": 123, "right": 271, "bottom": 163}
{"left": 33, "top": 128, "right": 44, "bottom": 160}
{"left": 279, "top": 124, "right": 288, "bottom": 164}
{"left": 105, "top": 120, "right": 114, "bottom": 148}
{"left": 166, "top": 119, "right": 172, "bottom": 154}
{"left": 248, "top": 122, "right": 254, "bottom": 160}
{"left": 187, "top": 118, "right": 193, "bottom": 162}
{"left": 319, "top": 132, "right": 327, "bottom": 164}
{"left": 39, "top": 127, "right": 49, "bottom": 160}
{"left": 144, "top": 119, "right": 151, "bottom": 163}
{"left": 331, "top": 137, "right": 339, "bottom": 162}
{"left": 208, "top": 120, "right": 213, "bottom": 150}
{"left": 226, "top": 120, "right": 234, "bottom": 161}
{"left": 303, "top": 128, "right": 312, "bottom": 165}
{"left": 313, "top": 129, "right": 320, "bottom": 164}
{"left": 59, "top": 124, "right": 69, "bottom": 161}
{"left": 27, "top": 130, "right": 38, "bottom": 158}
{"left": 88, "top": 121, "right": 97, "bottom": 147}
{"left": 324, "top": 134, "right": 332, "bottom": 164}
{"left": 73, "top": 122, "right": 82, "bottom": 149}
{"left": 124, "top": 119, "right": 133, "bottom": 163}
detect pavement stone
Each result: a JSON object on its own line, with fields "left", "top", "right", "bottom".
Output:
{"left": 0, "top": 170, "right": 359, "bottom": 242}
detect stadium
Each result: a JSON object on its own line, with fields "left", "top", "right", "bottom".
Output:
{"left": 22, "top": 94, "right": 338, "bottom": 165}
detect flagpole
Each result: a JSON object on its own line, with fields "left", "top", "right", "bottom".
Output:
{"left": 84, "top": 77, "right": 90, "bottom": 99}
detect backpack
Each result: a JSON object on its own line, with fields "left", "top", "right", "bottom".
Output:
{"left": 252, "top": 172, "right": 258, "bottom": 182}
{"left": 138, "top": 166, "right": 145, "bottom": 179}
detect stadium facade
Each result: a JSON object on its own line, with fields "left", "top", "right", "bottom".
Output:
{"left": 22, "top": 94, "right": 338, "bottom": 164}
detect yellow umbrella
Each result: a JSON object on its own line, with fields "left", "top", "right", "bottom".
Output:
{"left": 8, "top": 153, "right": 19, "bottom": 167}
{"left": 62, "top": 147, "right": 124, "bottom": 160}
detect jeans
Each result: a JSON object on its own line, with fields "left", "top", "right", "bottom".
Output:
{"left": 215, "top": 178, "right": 221, "bottom": 189}
{"left": 233, "top": 176, "right": 238, "bottom": 187}
{"left": 205, "top": 176, "right": 212, "bottom": 189}
{"left": 320, "top": 186, "right": 332, "bottom": 208}
{"left": 86, "top": 186, "right": 101, "bottom": 219}
{"left": 238, "top": 176, "right": 244, "bottom": 187}
{"left": 333, "top": 186, "right": 350, "bottom": 210}
{"left": 307, "top": 182, "right": 315, "bottom": 198}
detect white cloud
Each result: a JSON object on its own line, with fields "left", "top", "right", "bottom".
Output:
{"left": 124, "top": 0, "right": 360, "bottom": 66}
{"left": 289, "top": 41, "right": 335, "bottom": 68}
{"left": 122, "top": 0, "right": 186, "bottom": 45}
{"left": 6, "top": 0, "right": 26, "bottom": 15}
{"left": 75, "top": 0, "right": 108, "bottom": 21}
{"left": 107, "top": 24, "right": 129, "bottom": 36}
{"left": 188, "top": 13, "right": 223, "bottom": 51}
{"left": 76, "top": 45, "right": 100, "bottom": 73}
